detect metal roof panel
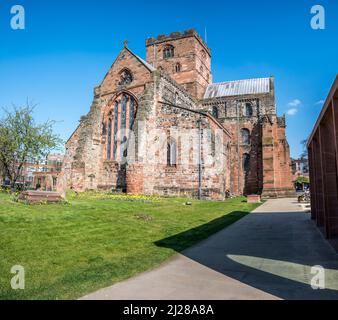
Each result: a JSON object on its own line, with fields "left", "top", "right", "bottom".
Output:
{"left": 204, "top": 78, "right": 271, "bottom": 99}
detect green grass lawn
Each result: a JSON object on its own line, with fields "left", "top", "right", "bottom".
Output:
{"left": 0, "top": 192, "right": 261, "bottom": 300}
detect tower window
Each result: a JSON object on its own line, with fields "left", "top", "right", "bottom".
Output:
{"left": 163, "top": 45, "right": 174, "bottom": 59}
{"left": 201, "top": 50, "right": 206, "bottom": 59}
{"left": 174, "top": 63, "right": 181, "bottom": 73}
{"left": 245, "top": 103, "right": 253, "bottom": 117}
{"left": 167, "top": 137, "right": 177, "bottom": 167}
{"left": 212, "top": 106, "right": 219, "bottom": 119}
{"left": 241, "top": 128, "right": 250, "bottom": 145}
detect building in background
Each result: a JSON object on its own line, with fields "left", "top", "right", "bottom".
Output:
{"left": 33, "top": 154, "right": 64, "bottom": 191}
{"left": 291, "top": 157, "right": 309, "bottom": 190}
{"left": 64, "top": 29, "right": 294, "bottom": 199}
{"left": 2, "top": 154, "right": 64, "bottom": 191}
{"left": 308, "top": 75, "right": 338, "bottom": 239}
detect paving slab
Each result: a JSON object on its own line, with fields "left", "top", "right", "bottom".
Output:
{"left": 81, "top": 198, "right": 338, "bottom": 300}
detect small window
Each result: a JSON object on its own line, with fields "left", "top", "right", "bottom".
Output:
{"left": 245, "top": 103, "right": 253, "bottom": 117}
{"left": 201, "top": 50, "right": 206, "bottom": 59}
{"left": 200, "top": 66, "right": 204, "bottom": 73}
{"left": 224, "top": 102, "right": 227, "bottom": 117}
{"left": 243, "top": 153, "right": 250, "bottom": 174}
{"left": 241, "top": 129, "right": 250, "bottom": 145}
{"left": 212, "top": 106, "right": 219, "bottom": 119}
{"left": 174, "top": 63, "right": 181, "bottom": 73}
{"left": 118, "top": 69, "right": 133, "bottom": 85}
{"left": 163, "top": 45, "right": 174, "bottom": 59}
{"left": 167, "top": 137, "right": 177, "bottom": 167}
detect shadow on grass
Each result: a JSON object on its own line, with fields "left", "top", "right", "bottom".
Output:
{"left": 155, "top": 211, "right": 248, "bottom": 252}
{"left": 155, "top": 211, "right": 338, "bottom": 300}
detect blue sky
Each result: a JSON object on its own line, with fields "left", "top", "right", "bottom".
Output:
{"left": 0, "top": 0, "right": 337, "bottom": 158}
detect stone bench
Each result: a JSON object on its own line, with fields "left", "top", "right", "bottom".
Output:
{"left": 247, "top": 194, "right": 261, "bottom": 203}
{"left": 18, "top": 191, "right": 64, "bottom": 204}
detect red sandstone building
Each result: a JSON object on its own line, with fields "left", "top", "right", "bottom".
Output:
{"left": 308, "top": 75, "right": 338, "bottom": 239}
{"left": 63, "top": 29, "right": 294, "bottom": 200}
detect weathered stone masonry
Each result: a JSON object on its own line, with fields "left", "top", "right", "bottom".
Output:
{"left": 63, "top": 29, "right": 294, "bottom": 199}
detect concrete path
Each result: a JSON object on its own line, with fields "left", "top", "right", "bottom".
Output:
{"left": 81, "top": 198, "right": 338, "bottom": 300}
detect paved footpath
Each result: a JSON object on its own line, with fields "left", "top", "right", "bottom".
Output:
{"left": 81, "top": 198, "right": 338, "bottom": 300}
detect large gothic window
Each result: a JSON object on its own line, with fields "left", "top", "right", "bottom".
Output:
{"left": 120, "top": 95, "right": 127, "bottom": 159}
{"left": 167, "top": 137, "right": 177, "bottom": 167}
{"left": 163, "top": 45, "right": 175, "bottom": 59}
{"left": 241, "top": 128, "right": 250, "bottom": 145}
{"left": 245, "top": 103, "right": 253, "bottom": 117}
{"left": 107, "top": 118, "right": 112, "bottom": 159}
{"left": 106, "top": 93, "right": 138, "bottom": 161}
{"left": 129, "top": 96, "right": 135, "bottom": 130}
{"left": 243, "top": 153, "right": 250, "bottom": 174}
{"left": 113, "top": 102, "right": 119, "bottom": 160}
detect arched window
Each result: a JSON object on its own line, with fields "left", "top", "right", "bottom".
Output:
{"left": 163, "top": 45, "right": 174, "bottom": 59}
{"left": 174, "top": 63, "right": 181, "bottom": 73}
{"left": 211, "top": 132, "right": 216, "bottom": 157}
{"left": 118, "top": 69, "right": 133, "bottom": 86}
{"left": 106, "top": 93, "right": 138, "bottom": 162}
{"left": 243, "top": 153, "right": 250, "bottom": 174}
{"left": 212, "top": 106, "right": 219, "bottom": 119}
{"left": 245, "top": 103, "right": 253, "bottom": 117}
{"left": 129, "top": 96, "right": 135, "bottom": 130}
{"left": 120, "top": 95, "right": 127, "bottom": 159}
{"left": 167, "top": 137, "right": 177, "bottom": 167}
{"left": 241, "top": 128, "right": 250, "bottom": 145}
{"left": 107, "top": 118, "right": 112, "bottom": 159}
{"left": 201, "top": 50, "right": 206, "bottom": 59}
{"left": 113, "top": 102, "right": 119, "bottom": 160}
{"left": 200, "top": 65, "right": 204, "bottom": 73}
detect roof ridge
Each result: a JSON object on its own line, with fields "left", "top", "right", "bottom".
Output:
{"left": 210, "top": 77, "right": 271, "bottom": 86}
{"left": 125, "top": 47, "right": 156, "bottom": 72}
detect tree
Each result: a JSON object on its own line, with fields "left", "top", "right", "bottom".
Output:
{"left": 0, "top": 104, "right": 63, "bottom": 189}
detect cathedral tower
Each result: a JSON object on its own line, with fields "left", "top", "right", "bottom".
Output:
{"left": 146, "top": 29, "right": 212, "bottom": 99}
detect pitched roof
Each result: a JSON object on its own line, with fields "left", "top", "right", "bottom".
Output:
{"left": 125, "top": 47, "right": 156, "bottom": 72}
{"left": 204, "top": 77, "right": 271, "bottom": 99}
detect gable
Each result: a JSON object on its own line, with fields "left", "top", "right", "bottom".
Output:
{"left": 100, "top": 47, "right": 155, "bottom": 94}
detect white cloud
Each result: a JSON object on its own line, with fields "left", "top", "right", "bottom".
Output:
{"left": 288, "top": 99, "right": 302, "bottom": 107}
{"left": 315, "top": 100, "right": 325, "bottom": 105}
{"left": 287, "top": 108, "right": 298, "bottom": 116}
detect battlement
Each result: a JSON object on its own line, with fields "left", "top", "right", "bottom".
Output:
{"left": 146, "top": 29, "right": 211, "bottom": 56}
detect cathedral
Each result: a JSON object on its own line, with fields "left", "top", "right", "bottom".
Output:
{"left": 63, "top": 29, "right": 294, "bottom": 200}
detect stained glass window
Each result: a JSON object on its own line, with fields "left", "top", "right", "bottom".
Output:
{"left": 113, "top": 102, "right": 118, "bottom": 160}
{"left": 120, "top": 95, "right": 127, "bottom": 160}
{"left": 129, "top": 96, "right": 135, "bottom": 130}
{"left": 107, "top": 118, "right": 112, "bottom": 159}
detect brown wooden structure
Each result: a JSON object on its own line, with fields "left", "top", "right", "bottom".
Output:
{"left": 308, "top": 75, "right": 338, "bottom": 238}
